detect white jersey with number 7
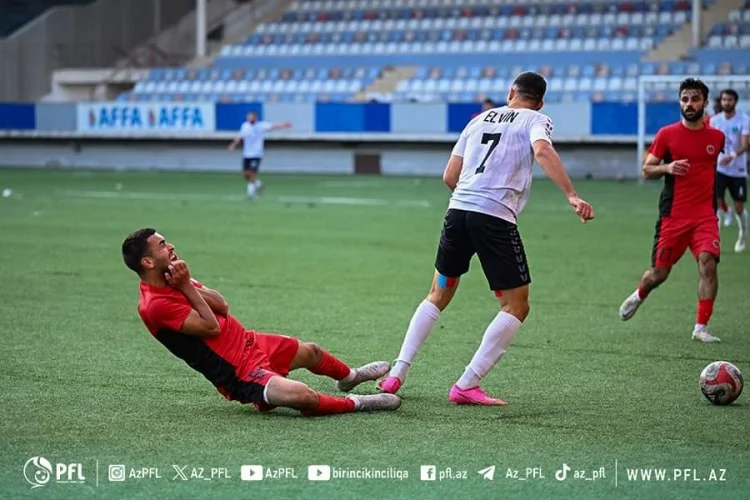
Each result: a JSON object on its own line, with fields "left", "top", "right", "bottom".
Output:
{"left": 448, "top": 107, "right": 554, "bottom": 225}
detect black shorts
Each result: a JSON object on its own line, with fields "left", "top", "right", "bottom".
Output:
{"left": 434, "top": 209, "right": 531, "bottom": 291}
{"left": 716, "top": 172, "right": 747, "bottom": 202}
{"left": 243, "top": 157, "right": 262, "bottom": 172}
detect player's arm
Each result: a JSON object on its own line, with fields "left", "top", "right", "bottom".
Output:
{"left": 189, "top": 278, "right": 229, "bottom": 316}
{"left": 642, "top": 153, "right": 689, "bottom": 179}
{"left": 442, "top": 155, "right": 463, "bottom": 192}
{"left": 167, "top": 261, "right": 221, "bottom": 337}
{"left": 228, "top": 126, "right": 244, "bottom": 150}
{"left": 443, "top": 126, "right": 470, "bottom": 191}
{"left": 228, "top": 136, "right": 241, "bottom": 150}
{"left": 532, "top": 140, "right": 594, "bottom": 222}
{"left": 196, "top": 286, "right": 229, "bottom": 316}
{"left": 528, "top": 115, "right": 578, "bottom": 196}
{"left": 268, "top": 121, "right": 292, "bottom": 131}
{"left": 641, "top": 128, "right": 688, "bottom": 179}
{"left": 642, "top": 153, "right": 668, "bottom": 179}
{"left": 178, "top": 288, "right": 222, "bottom": 337}
{"left": 732, "top": 117, "right": 750, "bottom": 157}
{"left": 532, "top": 141, "right": 578, "bottom": 198}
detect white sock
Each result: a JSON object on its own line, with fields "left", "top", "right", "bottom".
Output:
{"left": 389, "top": 300, "right": 440, "bottom": 380}
{"left": 737, "top": 209, "right": 747, "bottom": 238}
{"left": 254, "top": 179, "right": 263, "bottom": 189}
{"left": 246, "top": 182, "right": 256, "bottom": 197}
{"left": 456, "top": 312, "right": 522, "bottom": 390}
{"left": 341, "top": 369, "right": 356, "bottom": 383}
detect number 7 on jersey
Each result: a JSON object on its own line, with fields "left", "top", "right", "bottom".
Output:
{"left": 476, "top": 133, "right": 502, "bottom": 174}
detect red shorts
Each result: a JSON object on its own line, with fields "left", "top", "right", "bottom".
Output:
{"left": 651, "top": 216, "right": 720, "bottom": 268}
{"left": 218, "top": 332, "right": 300, "bottom": 410}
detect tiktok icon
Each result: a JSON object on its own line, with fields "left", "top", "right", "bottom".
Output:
{"left": 555, "top": 463, "right": 571, "bottom": 481}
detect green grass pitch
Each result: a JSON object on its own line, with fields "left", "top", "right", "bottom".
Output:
{"left": 0, "top": 168, "right": 748, "bottom": 499}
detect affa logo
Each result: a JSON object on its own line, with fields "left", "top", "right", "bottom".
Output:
{"left": 23, "top": 457, "right": 85, "bottom": 489}
{"left": 87, "top": 105, "right": 206, "bottom": 129}
{"left": 706, "top": 144, "right": 716, "bottom": 155}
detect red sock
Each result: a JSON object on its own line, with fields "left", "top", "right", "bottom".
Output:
{"left": 696, "top": 299, "right": 714, "bottom": 326}
{"left": 310, "top": 350, "right": 352, "bottom": 381}
{"left": 720, "top": 199, "right": 728, "bottom": 212}
{"left": 637, "top": 286, "right": 650, "bottom": 300}
{"left": 301, "top": 393, "right": 356, "bottom": 416}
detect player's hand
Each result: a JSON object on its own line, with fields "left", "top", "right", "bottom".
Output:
{"left": 568, "top": 196, "right": 595, "bottom": 223}
{"left": 165, "top": 260, "right": 192, "bottom": 290}
{"left": 665, "top": 159, "right": 690, "bottom": 176}
{"left": 227, "top": 144, "right": 235, "bottom": 151}
{"left": 719, "top": 156, "right": 733, "bottom": 166}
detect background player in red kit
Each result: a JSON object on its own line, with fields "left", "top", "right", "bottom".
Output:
{"left": 619, "top": 78, "right": 725, "bottom": 343}
{"left": 121, "top": 228, "right": 401, "bottom": 415}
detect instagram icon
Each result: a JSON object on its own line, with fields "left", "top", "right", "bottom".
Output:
{"left": 108, "top": 465, "right": 126, "bottom": 482}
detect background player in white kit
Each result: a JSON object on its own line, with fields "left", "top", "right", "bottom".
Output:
{"left": 710, "top": 89, "right": 750, "bottom": 252}
{"left": 378, "top": 72, "right": 595, "bottom": 405}
{"left": 228, "top": 111, "right": 292, "bottom": 198}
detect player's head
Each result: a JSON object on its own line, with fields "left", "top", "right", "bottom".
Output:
{"left": 482, "top": 98, "right": 495, "bottom": 111}
{"left": 507, "top": 72, "right": 546, "bottom": 110}
{"left": 246, "top": 111, "right": 258, "bottom": 123}
{"left": 122, "top": 228, "right": 177, "bottom": 276}
{"left": 719, "top": 88, "right": 739, "bottom": 113}
{"left": 678, "top": 78, "right": 709, "bottom": 123}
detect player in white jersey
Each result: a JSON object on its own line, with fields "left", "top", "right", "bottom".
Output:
{"left": 710, "top": 89, "right": 750, "bottom": 252}
{"left": 228, "top": 111, "right": 292, "bottom": 198}
{"left": 378, "top": 72, "right": 595, "bottom": 405}
{"left": 709, "top": 96, "right": 735, "bottom": 226}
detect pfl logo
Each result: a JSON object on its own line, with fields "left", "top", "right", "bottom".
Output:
{"left": 23, "top": 457, "right": 85, "bottom": 489}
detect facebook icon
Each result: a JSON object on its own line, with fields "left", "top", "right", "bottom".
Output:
{"left": 420, "top": 465, "right": 436, "bottom": 481}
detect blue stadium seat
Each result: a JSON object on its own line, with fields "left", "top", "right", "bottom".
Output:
{"left": 124, "top": 0, "right": 750, "bottom": 104}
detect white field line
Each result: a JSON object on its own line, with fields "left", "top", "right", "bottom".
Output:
{"left": 55, "top": 189, "right": 432, "bottom": 208}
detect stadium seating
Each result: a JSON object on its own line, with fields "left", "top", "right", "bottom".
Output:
{"left": 0, "top": 0, "right": 93, "bottom": 38}
{"left": 123, "top": 0, "right": 750, "bottom": 104}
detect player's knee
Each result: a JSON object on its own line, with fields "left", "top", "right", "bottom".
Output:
{"left": 268, "top": 378, "right": 318, "bottom": 409}
{"left": 698, "top": 254, "right": 717, "bottom": 277}
{"left": 426, "top": 291, "right": 452, "bottom": 311}
{"left": 651, "top": 267, "right": 670, "bottom": 284}
{"left": 302, "top": 342, "right": 322, "bottom": 363}
{"left": 428, "top": 276, "right": 459, "bottom": 310}
{"left": 504, "top": 298, "right": 530, "bottom": 322}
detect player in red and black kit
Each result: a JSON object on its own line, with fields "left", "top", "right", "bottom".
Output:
{"left": 619, "top": 78, "right": 725, "bottom": 343}
{"left": 121, "top": 228, "right": 401, "bottom": 415}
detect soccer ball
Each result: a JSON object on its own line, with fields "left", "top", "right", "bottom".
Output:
{"left": 699, "top": 361, "right": 744, "bottom": 405}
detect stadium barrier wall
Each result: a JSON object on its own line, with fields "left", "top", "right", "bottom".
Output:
{"left": 0, "top": 100, "right": 697, "bottom": 179}
{"left": 0, "top": 101, "right": 689, "bottom": 137}
{"left": 0, "top": 138, "right": 638, "bottom": 179}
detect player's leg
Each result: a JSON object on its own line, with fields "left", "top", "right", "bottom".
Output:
{"left": 245, "top": 166, "right": 258, "bottom": 198}
{"left": 252, "top": 158, "right": 264, "bottom": 193}
{"left": 264, "top": 376, "right": 400, "bottom": 415}
{"left": 619, "top": 217, "right": 687, "bottom": 320}
{"left": 379, "top": 270, "right": 462, "bottom": 393}
{"left": 730, "top": 177, "right": 747, "bottom": 252}
{"left": 450, "top": 213, "right": 530, "bottom": 406}
{"left": 247, "top": 158, "right": 262, "bottom": 198}
{"left": 716, "top": 173, "right": 733, "bottom": 228}
{"left": 379, "top": 209, "right": 473, "bottom": 394}
{"left": 689, "top": 219, "right": 721, "bottom": 342}
{"left": 281, "top": 337, "right": 390, "bottom": 392}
